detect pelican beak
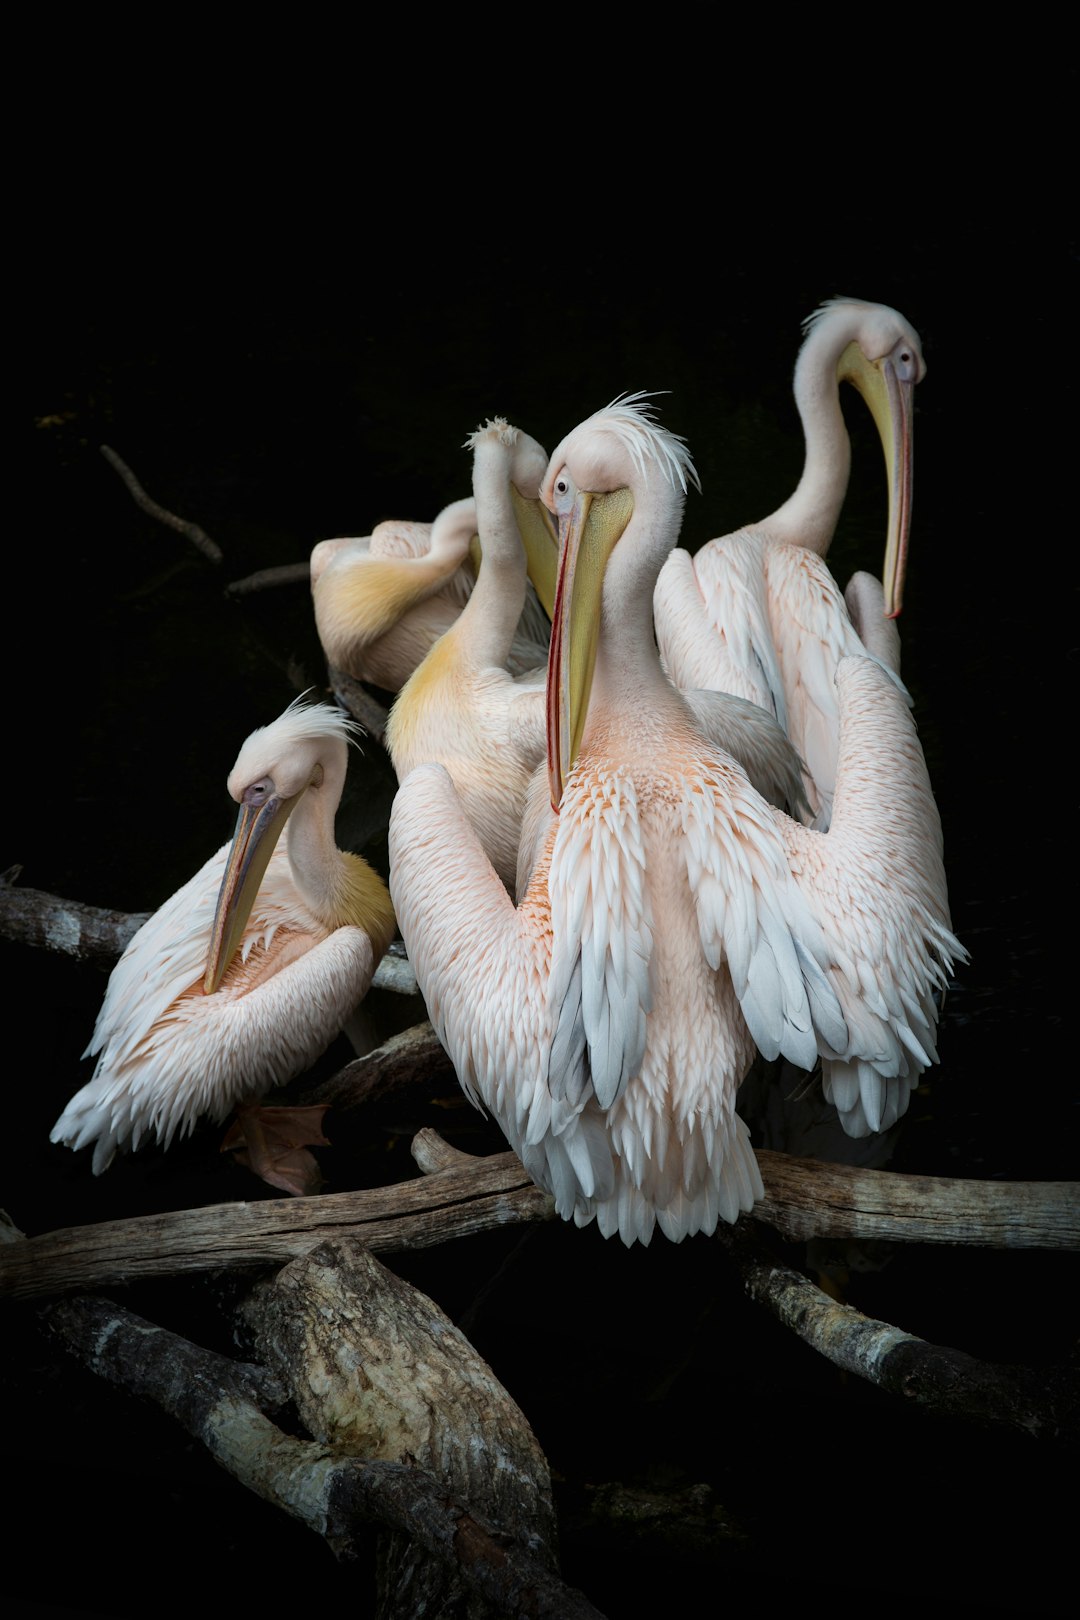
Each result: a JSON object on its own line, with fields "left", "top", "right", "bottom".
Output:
{"left": 203, "top": 784, "right": 304, "bottom": 993}
{"left": 546, "top": 485, "right": 634, "bottom": 810}
{"left": 467, "top": 492, "right": 560, "bottom": 621}
{"left": 838, "top": 342, "right": 915, "bottom": 618}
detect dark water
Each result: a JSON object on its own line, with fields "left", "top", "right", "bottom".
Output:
{"left": 10, "top": 219, "right": 1076, "bottom": 1618}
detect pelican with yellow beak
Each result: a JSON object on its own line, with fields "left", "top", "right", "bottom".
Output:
{"left": 654, "top": 297, "right": 924, "bottom": 828}
{"left": 51, "top": 697, "right": 395, "bottom": 1181}
{"left": 385, "top": 419, "right": 558, "bottom": 893}
{"left": 389, "top": 396, "right": 964, "bottom": 1246}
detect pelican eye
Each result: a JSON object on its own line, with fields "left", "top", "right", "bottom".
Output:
{"left": 243, "top": 778, "right": 272, "bottom": 806}
{"left": 893, "top": 347, "right": 920, "bottom": 384}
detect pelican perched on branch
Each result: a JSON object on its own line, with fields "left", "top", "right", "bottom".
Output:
{"left": 390, "top": 395, "right": 964, "bottom": 1246}
{"left": 385, "top": 419, "right": 557, "bottom": 893}
{"left": 312, "top": 492, "right": 554, "bottom": 696}
{"left": 654, "top": 297, "right": 924, "bottom": 828}
{"left": 51, "top": 698, "right": 396, "bottom": 1187}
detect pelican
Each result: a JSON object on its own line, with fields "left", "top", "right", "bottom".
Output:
{"left": 388, "top": 418, "right": 811, "bottom": 896}
{"left": 51, "top": 697, "right": 396, "bottom": 1181}
{"left": 384, "top": 419, "right": 556, "bottom": 893}
{"left": 389, "top": 396, "right": 965, "bottom": 1246}
{"left": 312, "top": 493, "right": 555, "bottom": 695}
{"left": 654, "top": 297, "right": 924, "bottom": 828}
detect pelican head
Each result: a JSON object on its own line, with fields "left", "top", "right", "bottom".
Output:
{"left": 464, "top": 417, "right": 559, "bottom": 614}
{"left": 542, "top": 394, "right": 699, "bottom": 808}
{"left": 203, "top": 698, "right": 362, "bottom": 993}
{"left": 804, "top": 297, "right": 925, "bottom": 617}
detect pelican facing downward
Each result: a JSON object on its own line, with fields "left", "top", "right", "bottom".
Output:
{"left": 385, "top": 419, "right": 556, "bottom": 893}
{"left": 654, "top": 297, "right": 924, "bottom": 828}
{"left": 51, "top": 698, "right": 396, "bottom": 1178}
{"left": 389, "top": 396, "right": 964, "bottom": 1246}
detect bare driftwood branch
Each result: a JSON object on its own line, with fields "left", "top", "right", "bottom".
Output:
{"left": 0, "top": 1144, "right": 554, "bottom": 1302}
{"left": 45, "top": 1290, "right": 606, "bottom": 1620}
{"left": 715, "top": 1221, "right": 1080, "bottom": 1443}
{"left": 226, "top": 561, "right": 312, "bottom": 596}
{"left": 4, "top": 1127, "right": 1076, "bottom": 1304}
{"left": 242, "top": 1239, "right": 560, "bottom": 1617}
{"left": 753, "top": 1151, "right": 1079, "bottom": 1252}
{"left": 100, "top": 444, "right": 223, "bottom": 563}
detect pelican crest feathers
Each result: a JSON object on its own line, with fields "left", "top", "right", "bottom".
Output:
{"left": 575, "top": 392, "right": 702, "bottom": 495}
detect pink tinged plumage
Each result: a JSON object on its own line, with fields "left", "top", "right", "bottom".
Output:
{"left": 51, "top": 699, "right": 395, "bottom": 1177}
{"left": 654, "top": 297, "right": 924, "bottom": 830}
{"left": 311, "top": 484, "right": 552, "bottom": 697}
{"left": 389, "top": 393, "right": 964, "bottom": 1248}
{"left": 384, "top": 419, "right": 555, "bottom": 894}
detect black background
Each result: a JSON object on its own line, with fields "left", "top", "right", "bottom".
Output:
{"left": 10, "top": 88, "right": 1076, "bottom": 1620}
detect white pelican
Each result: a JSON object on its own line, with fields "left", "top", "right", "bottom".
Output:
{"left": 51, "top": 697, "right": 396, "bottom": 1180}
{"left": 654, "top": 297, "right": 924, "bottom": 828}
{"left": 389, "top": 396, "right": 965, "bottom": 1246}
{"left": 384, "top": 419, "right": 556, "bottom": 893}
{"left": 387, "top": 418, "right": 810, "bottom": 897}
{"left": 312, "top": 494, "right": 554, "bottom": 695}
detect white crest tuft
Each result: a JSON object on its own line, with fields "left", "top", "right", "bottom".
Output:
{"left": 236, "top": 691, "right": 366, "bottom": 769}
{"left": 463, "top": 417, "right": 519, "bottom": 452}
{"left": 581, "top": 391, "right": 701, "bottom": 495}
{"left": 801, "top": 295, "right": 883, "bottom": 335}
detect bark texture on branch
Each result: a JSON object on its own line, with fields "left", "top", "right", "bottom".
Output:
{"left": 44, "top": 1291, "right": 605, "bottom": 1619}
{"left": 715, "top": 1221, "right": 1079, "bottom": 1443}
{"left": 3, "top": 1133, "right": 1076, "bottom": 1304}
{"left": 241, "top": 1239, "right": 558, "bottom": 1617}
{"left": 0, "top": 1150, "right": 554, "bottom": 1302}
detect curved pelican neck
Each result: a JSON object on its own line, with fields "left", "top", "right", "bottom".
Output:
{"left": 591, "top": 474, "right": 689, "bottom": 720}
{"left": 452, "top": 446, "right": 529, "bottom": 669}
{"left": 761, "top": 311, "right": 859, "bottom": 555}
{"left": 282, "top": 747, "right": 350, "bottom": 921}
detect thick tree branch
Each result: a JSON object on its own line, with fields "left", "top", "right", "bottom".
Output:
{"left": 4, "top": 1128, "right": 1075, "bottom": 1304}
{"left": 44, "top": 1291, "right": 607, "bottom": 1620}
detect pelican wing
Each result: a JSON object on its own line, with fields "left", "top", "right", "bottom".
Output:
{"left": 679, "top": 749, "right": 849, "bottom": 1074}
{"left": 53, "top": 926, "right": 375, "bottom": 1173}
{"left": 655, "top": 539, "right": 785, "bottom": 722}
{"left": 683, "top": 687, "right": 811, "bottom": 820}
{"left": 389, "top": 761, "right": 617, "bottom": 1218}
{"left": 546, "top": 765, "right": 654, "bottom": 1113}
{"left": 777, "top": 656, "right": 967, "bottom": 1136}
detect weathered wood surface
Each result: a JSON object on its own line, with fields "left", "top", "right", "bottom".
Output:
{"left": 45, "top": 1287, "right": 605, "bottom": 1620}
{"left": 754, "top": 1151, "right": 1079, "bottom": 1251}
{"left": 242, "top": 1239, "right": 559, "bottom": 1617}
{"left": 4, "top": 1130, "right": 1076, "bottom": 1304}
{"left": 0, "top": 1141, "right": 554, "bottom": 1302}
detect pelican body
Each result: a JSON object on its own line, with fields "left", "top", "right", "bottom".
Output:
{"left": 51, "top": 698, "right": 396, "bottom": 1174}
{"left": 390, "top": 397, "right": 964, "bottom": 1247}
{"left": 654, "top": 297, "right": 924, "bottom": 828}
